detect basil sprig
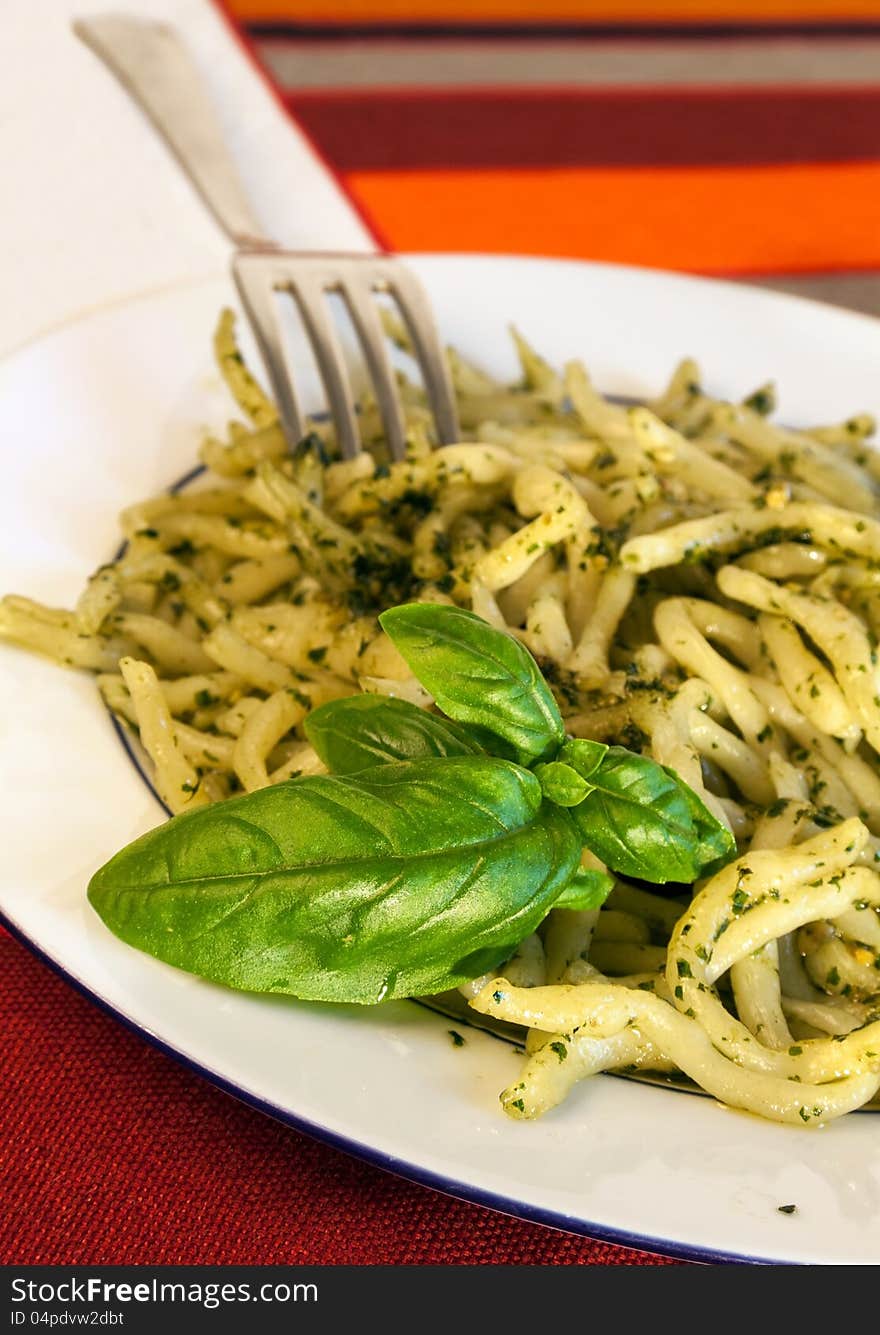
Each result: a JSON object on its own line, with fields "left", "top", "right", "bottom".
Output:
{"left": 88, "top": 602, "right": 735, "bottom": 1003}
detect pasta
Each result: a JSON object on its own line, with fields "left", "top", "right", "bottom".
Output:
{"left": 4, "top": 308, "right": 880, "bottom": 1128}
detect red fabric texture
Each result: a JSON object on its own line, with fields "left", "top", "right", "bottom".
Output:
{"left": 285, "top": 85, "right": 880, "bottom": 172}
{"left": 0, "top": 931, "right": 679, "bottom": 1265}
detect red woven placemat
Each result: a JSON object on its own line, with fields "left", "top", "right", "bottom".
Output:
{"left": 0, "top": 929, "right": 678, "bottom": 1265}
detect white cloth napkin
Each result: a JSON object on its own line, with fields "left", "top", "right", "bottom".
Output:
{"left": 0, "top": 0, "right": 373, "bottom": 358}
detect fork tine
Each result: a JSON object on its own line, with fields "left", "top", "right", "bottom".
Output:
{"left": 341, "top": 278, "right": 408, "bottom": 461}
{"left": 388, "top": 267, "right": 460, "bottom": 445}
{"left": 232, "top": 256, "right": 306, "bottom": 447}
{"left": 290, "top": 275, "right": 361, "bottom": 462}
{"left": 234, "top": 252, "right": 459, "bottom": 461}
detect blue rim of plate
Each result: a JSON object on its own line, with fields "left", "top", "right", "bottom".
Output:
{"left": 3, "top": 465, "right": 797, "bottom": 1269}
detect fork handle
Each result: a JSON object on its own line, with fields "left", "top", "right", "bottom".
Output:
{"left": 74, "top": 15, "right": 274, "bottom": 249}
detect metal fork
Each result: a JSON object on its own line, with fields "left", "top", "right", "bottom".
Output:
{"left": 73, "top": 15, "right": 460, "bottom": 461}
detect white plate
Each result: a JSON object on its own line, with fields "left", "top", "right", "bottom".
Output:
{"left": 3, "top": 254, "right": 880, "bottom": 1267}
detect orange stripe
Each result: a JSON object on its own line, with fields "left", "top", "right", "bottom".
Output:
{"left": 343, "top": 160, "right": 880, "bottom": 274}
{"left": 229, "top": 1, "right": 880, "bottom": 22}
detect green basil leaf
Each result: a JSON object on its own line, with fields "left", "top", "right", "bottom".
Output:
{"left": 660, "top": 763, "right": 737, "bottom": 874}
{"left": 560, "top": 740, "right": 734, "bottom": 883}
{"left": 441, "top": 722, "right": 519, "bottom": 763}
{"left": 379, "top": 603, "right": 565, "bottom": 765}
{"left": 553, "top": 868, "right": 615, "bottom": 912}
{"left": 556, "top": 737, "right": 608, "bottom": 782}
{"left": 533, "top": 761, "right": 590, "bottom": 807}
{"left": 304, "top": 694, "right": 482, "bottom": 775}
{"left": 88, "top": 756, "right": 581, "bottom": 1004}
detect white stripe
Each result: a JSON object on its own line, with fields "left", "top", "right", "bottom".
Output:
{"left": 257, "top": 37, "right": 880, "bottom": 91}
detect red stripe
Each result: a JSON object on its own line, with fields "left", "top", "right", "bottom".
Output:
{"left": 283, "top": 85, "right": 880, "bottom": 171}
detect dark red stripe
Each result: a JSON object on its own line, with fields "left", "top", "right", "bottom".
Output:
{"left": 249, "top": 21, "right": 880, "bottom": 39}
{"left": 282, "top": 85, "right": 880, "bottom": 171}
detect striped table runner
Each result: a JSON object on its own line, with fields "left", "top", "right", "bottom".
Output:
{"left": 231, "top": 2, "right": 880, "bottom": 315}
